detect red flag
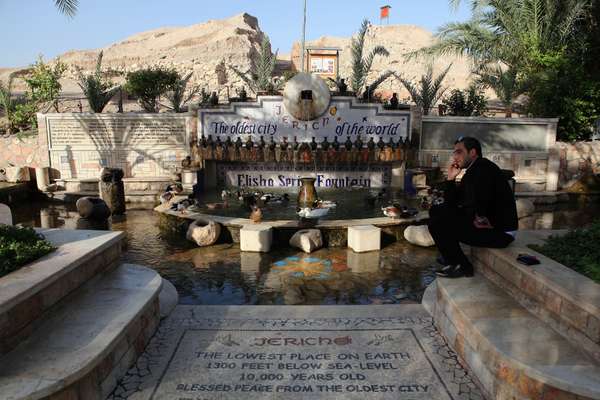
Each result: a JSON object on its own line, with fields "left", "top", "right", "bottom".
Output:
{"left": 380, "top": 5, "right": 391, "bottom": 19}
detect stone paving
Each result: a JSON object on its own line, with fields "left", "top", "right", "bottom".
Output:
{"left": 108, "top": 305, "right": 485, "bottom": 400}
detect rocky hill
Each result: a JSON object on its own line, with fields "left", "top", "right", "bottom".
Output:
{"left": 1, "top": 14, "right": 478, "bottom": 107}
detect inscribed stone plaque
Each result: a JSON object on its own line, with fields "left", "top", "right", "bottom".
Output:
{"left": 42, "top": 114, "right": 189, "bottom": 179}
{"left": 154, "top": 329, "right": 450, "bottom": 399}
{"left": 108, "top": 305, "right": 483, "bottom": 400}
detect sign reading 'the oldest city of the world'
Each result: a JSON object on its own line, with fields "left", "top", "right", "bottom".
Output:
{"left": 199, "top": 96, "right": 411, "bottom": 143}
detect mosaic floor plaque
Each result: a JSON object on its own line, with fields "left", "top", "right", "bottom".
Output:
{"left": 109, "top": 305, "right": 485, "bottom": 400}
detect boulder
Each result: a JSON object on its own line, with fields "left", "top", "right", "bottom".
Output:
{"left": 516, "top": 199, "right": 535, "bottom": 219}
{"left": 186, "top": 220, "right": 221, "bottom": 246}
{"left": 76, "top": 197, "right": 111, "bottom": 220}
{"left": 404, "top": 225, "right": 435, "bottom": 247}
{"left": 289, "top": 229, "right": 323, "bottom": 253}
{"left": 0, "top": 203, "right": 12, "bottom": 225}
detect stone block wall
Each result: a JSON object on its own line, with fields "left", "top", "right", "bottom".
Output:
{"left": 555, "top": 141, "right": 600, "bottom": 189}
{"left": 0, "top": 134, "right": 48, "bottom": 170}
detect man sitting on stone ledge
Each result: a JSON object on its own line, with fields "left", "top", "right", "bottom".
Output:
{"left": 428, "top": 136, "right": 518, "bottom": 278}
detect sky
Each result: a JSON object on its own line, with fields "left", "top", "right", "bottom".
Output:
{"left": 0, "top": 0, "right": 472, "bottom": 68}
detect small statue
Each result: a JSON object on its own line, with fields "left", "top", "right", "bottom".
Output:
{"left": 224, "top": 137, "right": 232, "bottom": 161}
{"left": 249, "top": 206, "right": 262, "bottom": 223}
{"left": 181, "top": 156, "right": 192, "bottom": 168}
{"left": 344, "top": 136, "right": 353, "bottom": 151}
{"left": 338, "top": 78, "right": 348, "bottom": 94}
{"left": 206, "top": 135, "right": 215, "bottom": 160}
{"left": 332, "top": 136, "right": 340, "bottom": 151}
{"left": 361, "top": 137, "right": 371, "bottom": 163}
{"left": 234, "top": 137, "right": 243, "bottom": 161}
{"left": 215, "top": 137, "right": 224, "bottom": 160}
{"left": 258, "top": 136, "right": 266, "bottom": 162}
{"left": 278, "top": 136, "right": 289, "bottom": 162}
{"left": 209, "top": 91, "right": 219, "bottom": 106}
{"left": 389, "top": 93, "right": 399, "bottom": 109}
{"left": 238, "top": 86, "right": 248, "bottom": 102}
{"left": 266, "top": 136, "right": 276, "bottom": 162}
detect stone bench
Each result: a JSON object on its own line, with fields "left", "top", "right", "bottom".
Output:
{"left": 240, "top": 224, "right": 272, "bottom": 252}
{"left": 0, "top": 263, "right": 162, "bottom": 400}
{"left": 425, "top": 275, "right": 600, "bottom": 399}
{"left": 0, "top": 229, "right": 125, "bottom": 354}
{"left": 348, "top": 225, "right": 381, "bottom": 252}
{"left": 470, "top": 230, "right": 600, "bottom": 362}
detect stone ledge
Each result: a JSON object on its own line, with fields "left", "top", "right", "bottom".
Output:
{"left": 428, "top": 275, "right": 600, "bottom": 399}
{"left": 0, "top": 263, "right": 162, "bottom": 400}
{"left": 471, "top": 230, "right": 600, "bottom": 361}
{"left": 0, "top": 229, "right": 125, "bottom": 354}
{"left": 154, "top": 203, "right": 428, "bottom": 229}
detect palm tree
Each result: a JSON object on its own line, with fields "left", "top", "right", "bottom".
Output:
{"left": 397, "top": 64, "right": 452, "bottom": 115}
{"left": 165, "top": 72, "right": 201, "bottom": 113}
{"left": 349, "top": 19, "right": 391, "bottom": 98}
{"left": 230, "top": 36, "right": 282, "bottom": 95}
{"left": 474, "top": 64, "right": 526, "bottom": 117}
{"left": 414, "top": 0, "right": 589, "bottom": 69}
{"left": 54, "top": 0, "right": 78, "bottom": 16}
{"left": 76, "top": 51, "right": 120, "bottom": 113}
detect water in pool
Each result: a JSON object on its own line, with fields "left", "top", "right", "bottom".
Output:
{"left": 11, "top": 196, "right": 600, "bottom": 305}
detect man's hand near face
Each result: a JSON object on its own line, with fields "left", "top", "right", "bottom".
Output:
{"left": 447, "top": 161, "right": 461, "bottom": 181}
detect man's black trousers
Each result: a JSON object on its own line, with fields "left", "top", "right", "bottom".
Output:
{"left": 427, "top": 204, "right": 514, "bottom": 269}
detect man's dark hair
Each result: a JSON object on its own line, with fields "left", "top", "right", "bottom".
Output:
{"left": 455, "top": 136, "right": 482, "bottom": 157}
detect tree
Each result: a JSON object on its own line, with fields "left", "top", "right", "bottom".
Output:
{"left": 164, "top": 72, "right": 201, "bottom": 113}
{"left": 0, "top": 77, "right": 16, "bottom": 134}
{"left": 24, "top": 56, "right": 67, "bottom": 112}
{"left": 54, "top": 0, "right": 78, "bottom": 17}
{"left": 412, "top": 0, "right": 595, "bottom": 137}
{"left": 125, "top": 67, "right": 179, "bottom": 112}
{"left": 397, "top": 64, "right": 452, "bottom": 115}
{"left": 230, "top": 35, "right": 282, "bottom": 95}
{"left": 76, "top": 51, "right": 120, "bottom": 113}
{"left": 349, "top": 19, "right": 391, "bottom": 97}
{"left": 474, "top": 64, "right": 525, "bottom": 117}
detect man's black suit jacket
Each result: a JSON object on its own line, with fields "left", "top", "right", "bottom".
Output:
{"left": 441, "top": 157, "right": 518, "bottom": 232}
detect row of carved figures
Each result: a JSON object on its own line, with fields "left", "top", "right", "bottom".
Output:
{"left": 192, "top": 135, "right": 413, "bottom": 163}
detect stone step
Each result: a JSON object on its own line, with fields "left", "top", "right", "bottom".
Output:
{"left": 429, "top": 275, "right": 600, "bottom": 399}
{"left": 0, "top": 229, "right": 125, "bottom": 354}
{"left": 0, "top": 263, "right": 162, "bottom": 400}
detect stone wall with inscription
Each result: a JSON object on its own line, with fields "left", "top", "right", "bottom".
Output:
{"left": 199, "top": 96, "right": 411, "bottom": 144}
{"left": 419, "top": 116, "right": 559, "bottom": 191}
{"left": 40, "top": 113, "right": 191, "bottom": 179}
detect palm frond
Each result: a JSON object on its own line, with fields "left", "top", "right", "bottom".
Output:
{"left": 363, "top": 70, "right": 394, "bottom": 99}
{"left": 54, "top": 0, "right": 78, "bottom": 17}
{"left": 229, "top": 65, "right": 258, "bottom": 94}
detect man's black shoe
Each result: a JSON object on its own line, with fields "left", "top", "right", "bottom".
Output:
{"left": 435, "top": 264, "right": 474, "bottom": 278}
{"left": 434, "top": 264, "right": 453, "bottom": 274}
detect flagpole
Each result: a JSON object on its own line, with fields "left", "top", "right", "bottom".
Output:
{"left": 301, "top": 0, "right": 307, "bottom": 73}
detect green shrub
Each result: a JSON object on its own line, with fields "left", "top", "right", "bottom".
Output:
{"left": 0, "top": 225, "right": 56, "bottom": 278}
{"left": 24, "top": 56, "right": 67, "bottom": 112}
{"left": 125, "top": 67, "right": 179, "bottom": 112}
{"left": 77, "top": 51, "right": 120, "bottom": 113}
{"left": 530, "top": 221, "right": 600, "bottom": 283}
{"left": 442, "top": 85, "right": 487, "bottom": 116}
